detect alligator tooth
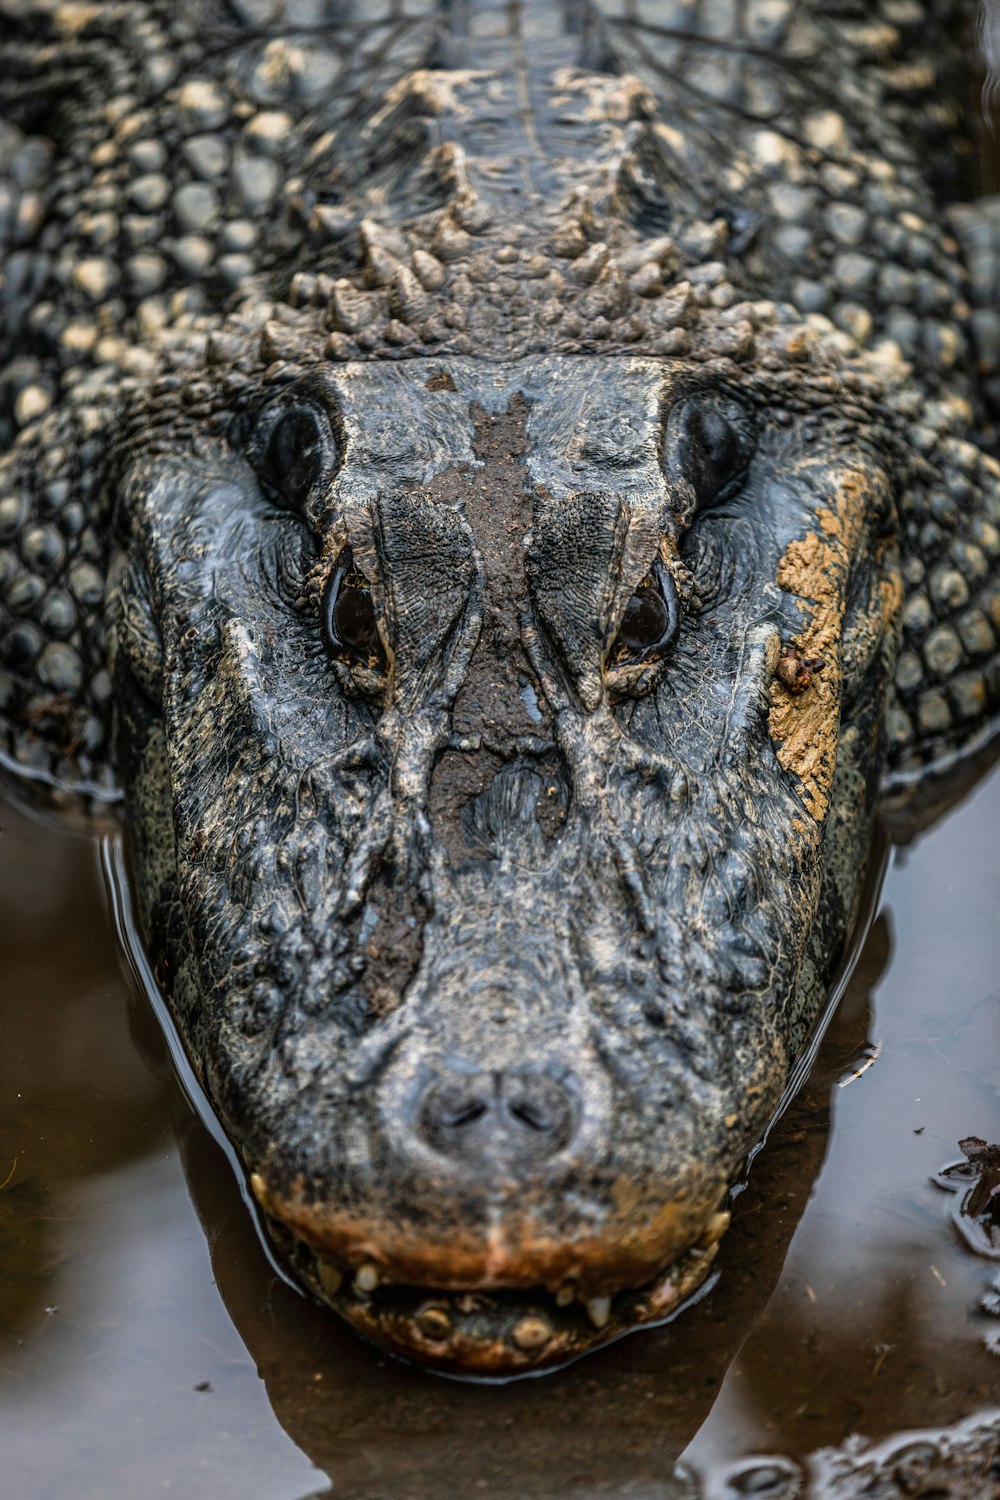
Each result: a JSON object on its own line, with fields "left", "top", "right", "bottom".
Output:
{"left": 657, "top": 1281, "right": 679, "bottom": 1312}
{"left": 698, "top": 1210, "right": 732, "bottom": 1249}
{"left": 249, "top": 1172, "right": 272, "bottom": 1213}
{"left": 512, "top": 1315, "right": 552, "bottom": 1351}
{"left": 355, "top": 1263, "right": 380, "bottom": 1294}
{"left": 585, "top": 1296, "right": 612, "bottom": 1330}
{"left": 554, "top": 1281, "right": 576, "bottom": 1308}
{"left": 317, "top": 1259, "right": 343, "bottom": 1297}
{"left": 416, "top": 1304, "right": 452, "bottom": 1340}
{"left": 456, "top": 1293, "right": 490, "bottom": 1314}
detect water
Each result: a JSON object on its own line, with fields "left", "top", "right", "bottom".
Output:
{"left": 0, "top": 747, "right": 997, "bottom": 1499}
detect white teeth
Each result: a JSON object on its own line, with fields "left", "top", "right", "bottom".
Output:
{"left": 555, "top": 1282, "right": 576, "bottom": 1308}
{"left": 355, "top": 1263, "right": 380, "bottom": 1293}
{"left": 416, "top": 1304, "right": 452, "bottom": 1340}
{"left": 249, "top": 1172, "right": 272, "bottom": 1213}
{"left": 317, "top": 1259, "right": 343, "bottom": 1297}
{"left": 698, "top": 1210, "right": 732, "bottom": 1250}
{"left": 512, "top": 1315, "right": 552, "bottom": 1351}
{"left": 585, "top": 1296, "right": 612, "bottom": 1330}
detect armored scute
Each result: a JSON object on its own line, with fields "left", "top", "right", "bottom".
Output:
{"left": 2, "top": 0, "right": 999, "bottom": 1373}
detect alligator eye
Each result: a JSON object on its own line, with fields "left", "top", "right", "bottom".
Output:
{"left": 663, "top": 394, "right": 755, "bottom": 508}
{"left": 610, "top": 562, "right": 679, "bottom": 666}
{"left": 322, "top": 554, "right": 384, "bottom": 669}
{"left": 255, "top": 404, "right": 338, "bottom": 510}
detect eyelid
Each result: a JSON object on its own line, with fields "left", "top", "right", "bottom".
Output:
{"left": 661, "top": 392, "right": 756, "bottom": 510}
{"left": 635, "top": 562, "right": 679, "bottom": 662}
{"left": 241, "top": 388, "right": 343, "bottom": 509}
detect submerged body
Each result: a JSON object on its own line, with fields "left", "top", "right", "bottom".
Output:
{"left": 1, "top": 0, "right": 999, "bottom": 1374}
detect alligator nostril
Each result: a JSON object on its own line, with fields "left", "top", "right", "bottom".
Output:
{"left": 500, "top": 1071, "right": 576, "bottom": 1153}
{"left": 418, "top": 1077, "right": 493, "bottom": 1154}
{"left": 440, "top": 1099, "right": 489, "bottom": 1130}
{"left": 507, "top": 1099, "right": 554, "bottom": 1133}
{"left": 417, "top": 1066, "right": 579, "bottom": 1164}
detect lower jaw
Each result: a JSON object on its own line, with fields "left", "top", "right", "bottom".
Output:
{"left": 264, "top": 1213, "right": 729, "bottom": 1377}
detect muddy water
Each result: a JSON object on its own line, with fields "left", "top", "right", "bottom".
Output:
{"left": 0, "top": 754, "right": 997, "bottom": 1500}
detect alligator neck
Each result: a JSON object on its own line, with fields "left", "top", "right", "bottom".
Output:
{"left": 348, "top": 0, "right": 656, "bottom": 238}
{"left": 432, "top": 0, "right": 581, "bottom": 204}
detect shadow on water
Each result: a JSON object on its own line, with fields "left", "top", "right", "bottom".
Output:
{"left": 0, "top": 746, "right": 998, "bottom": 1499}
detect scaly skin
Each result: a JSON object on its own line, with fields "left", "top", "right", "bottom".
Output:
{"left": 2, "top": 0, "right": 999, "bottom": 1375}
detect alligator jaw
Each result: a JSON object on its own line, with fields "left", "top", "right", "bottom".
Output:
{"left": 251, "top": 1175, "right": 731, "bottom": 1376}
{"left": 324, "top": 1242, "right": 723, "bottom": 1377}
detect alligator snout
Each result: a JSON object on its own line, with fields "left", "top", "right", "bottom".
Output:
{"left": 252, "top": 1022, "right": 734, "bottom": 1373}
{"left": 412, "top": 1062, "right": 582, "bottom": 1165}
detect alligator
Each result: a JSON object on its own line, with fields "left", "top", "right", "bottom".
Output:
{"left": 2, "top": 0, "right": 1000, "bottom": 1378}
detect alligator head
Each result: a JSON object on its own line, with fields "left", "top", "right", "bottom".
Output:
{"left": 109, "top": 349, "right": 900, "bottom": 1374}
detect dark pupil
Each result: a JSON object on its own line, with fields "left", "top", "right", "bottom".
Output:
{"left": 328, "top": 567, "right": 380, "bottom": 661}
{"left": 334, "top": 585, "right": 377, "bottom": 652}
{"left": 618, "top": 584, "right": 667, "bottom": 651}
{"left": 264, "top": 410, "right": 322, "bottom": 503}
{"left": 689, "top": 407, "right": 742, "bottom": 502}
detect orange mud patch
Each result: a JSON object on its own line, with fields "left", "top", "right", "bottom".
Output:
{"left": 768, "top": 472, "right": 871, "bottom": 822}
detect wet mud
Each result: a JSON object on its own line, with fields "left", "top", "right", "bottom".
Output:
{"left": 0, "top": 747, "right": 998, "bottom": 1499}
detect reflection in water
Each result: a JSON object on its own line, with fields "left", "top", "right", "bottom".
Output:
{"left": 0, "top": 756, "right": 998, "bottom": 1497}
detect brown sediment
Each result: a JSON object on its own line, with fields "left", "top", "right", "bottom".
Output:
{"left": 768, "top": 473, "right": 871, "bottom": 822}
{"left": 356, "top": 871, "right": 427, "bottom": 1020}
{"left": 426, "top": 396, "right": 555, "bottom": 858}
{"left": 258, "top": 1174, "right": 733, "bottom": 1375}
{"left": 424, "top": 370, "right": 457, "bottom": 392}
{"left": 775, "top": 648, "right": 825, "bottom": 695}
